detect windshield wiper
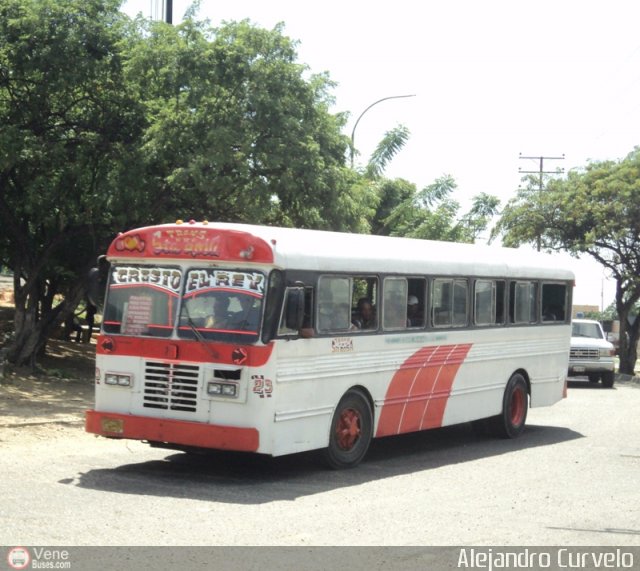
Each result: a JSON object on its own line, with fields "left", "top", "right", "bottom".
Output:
{"left": 180, "top": 306, "right": 220, "bottom": 360}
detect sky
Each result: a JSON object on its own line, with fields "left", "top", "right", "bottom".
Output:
{"left": 121, "top": 0, "right": 640, "bottom": 308}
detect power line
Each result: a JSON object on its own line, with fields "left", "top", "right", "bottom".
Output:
{"left": 518, "top": 153, "right": 565, "bottom": 251}
{"left": 518, "top": 153, "right": 565, "bottom": 182}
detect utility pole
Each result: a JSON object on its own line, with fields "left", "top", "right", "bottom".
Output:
{"left": 150, "top": 1, "right": 173, "bottom": 24}
{"left": 518, "top": 153, "right": 565, "bottom": 251}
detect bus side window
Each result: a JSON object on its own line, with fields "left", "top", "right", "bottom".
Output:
{"left": 474, "top": 279, "right": 495, "bottom": 326}
{"left": 383, "top": 277, "right": 408, "bottom": 330}
{"left": 317, "top": 276, "right": 351, "bottom": 333}
{"left": 452, "top": 279, "right": 469, "bottom": 326}
{"left": 351, "top": 276, "right": 378, "bottom": 331}
{"left": 541, "top": 282, "right": 567, "bottom": 322}
{"left": 474, "top": 279, "right": 505, "bottom": 326}
{"left": 432, "top": 279, "right": 451, "bottom": 327}
{"left": 495, "top": 280, "right": 506, "bottom": 324}
{"left": 510, "top": 281, "right": 537, "bottom": 324}
{"left": 302, "top": 287, "right": 314, "bottom": 329}
{"left": 407, "top": 277, "right": 426, "bottom": 328}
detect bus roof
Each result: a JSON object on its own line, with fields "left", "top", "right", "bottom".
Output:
{"left": 108, "top": 221, "right": 575, "bottom": 281}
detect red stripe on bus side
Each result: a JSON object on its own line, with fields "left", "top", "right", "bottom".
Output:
{"left": 95, "top": 335, "right": 274, "bottom": 367}
{"left": 376, "top": 343, "right": 472, "bottom": 437}
{"left": 85, "top": 410, "right": 259, "bottom": 452}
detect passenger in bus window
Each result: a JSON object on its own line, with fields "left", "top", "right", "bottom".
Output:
{"left": 230, "top": 295, "right": 261, "bottom": 331}
{"left": 352, "top": 298, "right": 376, "bottom": 329}
{"left": 407, "top": 295, "right": 424, "bottom": 327}
{"left": 205, "top": 296, "right": 232, "bottom": 329}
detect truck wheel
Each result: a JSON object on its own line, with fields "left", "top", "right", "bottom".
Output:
{"left": 323, "top": 389, "right": 372, "bottom": 469}
{"left": 601, "top": 371, "right": 615, "bottom": 388}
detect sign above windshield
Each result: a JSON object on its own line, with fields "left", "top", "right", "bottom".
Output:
{"left": 184, "top": 269, "right": 265, "bottom": 296}
{"left": 106, "top": 224, "right": 274, "bottom": 263}
{"left": 111, "top": 266, "right": 182, "bottom": 294}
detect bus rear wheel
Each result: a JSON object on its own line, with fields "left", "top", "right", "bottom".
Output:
{"left": 323, "top": 389, "right": 372, "bottom": 469}
{"left": 489, "top": 373, "right": 528, "bottom": 439}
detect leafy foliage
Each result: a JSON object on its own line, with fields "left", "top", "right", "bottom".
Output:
{"left": 495, "top": 148, "right": 640, "bottom": 374}
{"left": 122, "top": 17, "right": 356, "bottom": 230}
{"left": 0, "top": 0, "right": 143, "bottom": 366}
{"left": 0, "top": 1, "right": 359, "bottom": 366}
{"left": 0, "top": 0, "right": 501, "bottom": 369}
{"left": 381, "top": 176, "right": 500, "bottom": 242}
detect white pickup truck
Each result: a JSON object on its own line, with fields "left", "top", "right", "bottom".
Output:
{"left": 568, "top": 319, "right": 616, "bottom": 387}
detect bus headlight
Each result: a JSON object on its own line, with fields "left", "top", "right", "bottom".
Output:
{"left": 105, "top": 373, "right": 132, "bottom": 386}
{"left": 207, "top": 382, "right": 238, "bottom": 398}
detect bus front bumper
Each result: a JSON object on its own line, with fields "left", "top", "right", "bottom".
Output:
{"left": 85, "top": 410, "right": 260, "bottom": 452}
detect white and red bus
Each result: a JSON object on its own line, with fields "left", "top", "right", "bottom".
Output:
{"left": 86, "top": 221, "right": 573, "bottom": 468}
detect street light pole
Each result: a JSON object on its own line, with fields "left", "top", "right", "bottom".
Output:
{"left": 350, "top": 94, "right": 416, "bottom": 168}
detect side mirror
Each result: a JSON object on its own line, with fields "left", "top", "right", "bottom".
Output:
{"left": 86, "top": 256, "right": 108, "bottom": 310}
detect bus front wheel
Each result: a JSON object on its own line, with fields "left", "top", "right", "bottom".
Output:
{"left": 323, "top": 389, "right": 373, "bottom": 469}
{"left": 490, "top": 373, "right": 528, "bottom": 439}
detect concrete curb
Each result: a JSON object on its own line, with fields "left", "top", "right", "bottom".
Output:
{"left": 615, "top": 373, "right": 640, "bottom": 385}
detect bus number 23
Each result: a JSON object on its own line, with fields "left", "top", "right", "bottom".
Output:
{"left": 252, "top": 375, "right": 273, "bottom": 398}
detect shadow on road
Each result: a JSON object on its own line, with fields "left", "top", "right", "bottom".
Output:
{"left": 568, "top": 379, "right": 619, "bottom": 390}
{"left": 67, "top": 422, "right": 583, "bottom": 504}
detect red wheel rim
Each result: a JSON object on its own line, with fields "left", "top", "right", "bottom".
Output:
{"left": 335, "top": 407, "right": 361, "bottom": 451}
{"left": 510, "top": 387, "right": 525, "bottom": 426}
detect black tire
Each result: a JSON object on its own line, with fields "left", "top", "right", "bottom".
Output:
{"left": 601, "top": 371, "right": 615, "bottom": 388}
{"left": 489, "top": 373, "right": 529, "bottom": 439}
{"left": 323, "top": 389, "right": 373, "bottom": 469}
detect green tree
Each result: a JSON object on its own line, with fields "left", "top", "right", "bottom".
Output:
{"left": 351, "top": 124, "right": 499, "bottom": 241}
{"left": 495, "top": 149, "right": 640, "bottom": 375}
{"left": 123, "top": 16, "right": 357, "bottom": 231}
{"left": 0, "top": 0, "right": 144, "bottom": 367}
{"left": 492, "top": 173, "right": 561, "bottom": 251}
{"left": 364, "top": 124, "right": 410, "bottom": 180}
{"left": 0, "top": 4, "right": 362, "bottom": 368}
{"left": 383, "top": 176, "right": 500, "bottom": 242}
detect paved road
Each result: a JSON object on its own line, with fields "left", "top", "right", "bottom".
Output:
{"left": 2, "top": 378, "right": 639, "bottom": 551}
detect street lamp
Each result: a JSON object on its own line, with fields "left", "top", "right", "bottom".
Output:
{"left": 350, "top": 94, "right": 416, "bottom": 167}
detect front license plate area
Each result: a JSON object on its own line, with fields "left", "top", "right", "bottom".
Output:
{"left": 101, "top": 418, "right": 124, "bottom": 434}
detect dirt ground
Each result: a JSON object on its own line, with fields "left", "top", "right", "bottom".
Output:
{"left": 0, "top": 303, "right": 95, "bottom": 444}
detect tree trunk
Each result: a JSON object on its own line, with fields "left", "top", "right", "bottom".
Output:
{"left": 620, "top": 314, "right": 639, "bottom": 376}
{"left": 6, "top": 276, "right": 84, "bottom": 370}
{"left": 616, "top": 284, "right": 639, "bottom": 375}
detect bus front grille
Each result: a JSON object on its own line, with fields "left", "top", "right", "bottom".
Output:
{"left": 143, "top": 362, "right": 200, "bottom": 412}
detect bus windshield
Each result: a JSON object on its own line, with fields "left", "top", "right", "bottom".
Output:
{"left": 102, "top": 265, "right": 265, "bottom": 342}
{"left": 103, "top": 265, "right": 182, "bottom": 338}
{"left": 177, "top": 268, "right": 265, "bottom": 342}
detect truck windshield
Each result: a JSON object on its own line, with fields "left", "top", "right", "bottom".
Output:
{"left": 103, "top": 266, "right": 182, "bottom": 338}
{"left": 177, "top": 268, "right": 265, "bottom": 343}
{"left": 572, "top": 322, "right": 603, "bottom": 339}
